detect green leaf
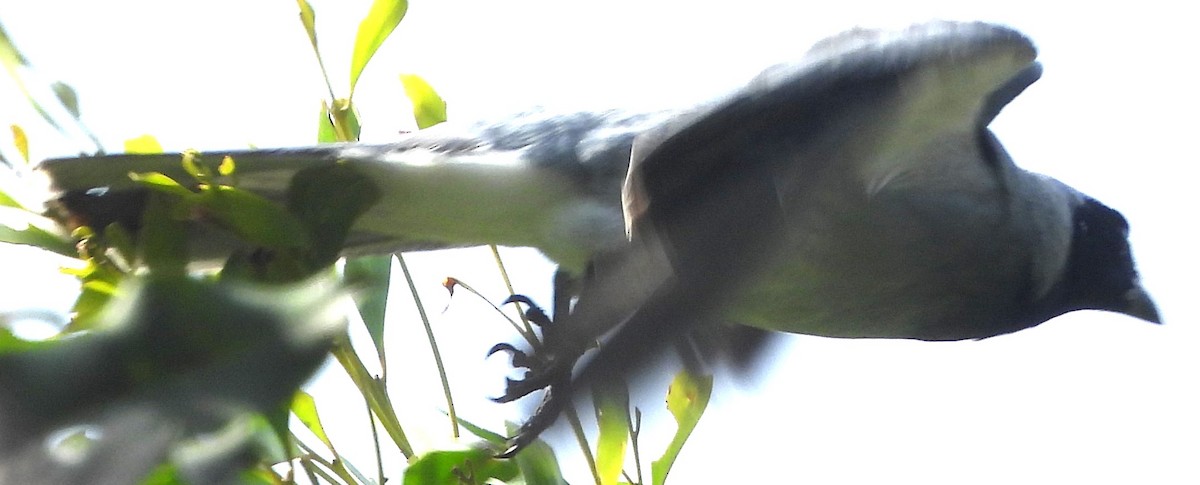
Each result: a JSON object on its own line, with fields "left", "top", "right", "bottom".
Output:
{"left": 51, "top": 81, "right": 80, "bottom": 119}
{"left": 129, "top": 171, "right": 197, "bottom": 199}
{"left": 290, "top": 390, "right": 333, "bottom": 451}
{"left": 316, "top": 101, "right": 337, "bottom": 143}
{"left": 328, "top": 98, "right": 360, "bottom": 142}
{"left": 452, "top": 414, "right": 507, "bottom": 445}
{"left": 594, "top": 381, "right": 630, "bottom": 485}
{"left": 506, "top": 421, "right": 569, "bottom": 485}
{"left": 399, "top": 73, "right": 447, "bottom": 129}
{"left": 0, "top": 210, "right": 73, "bottom": 256}
{"left": 139, "top": 191, "right": 189, "bottom": 276}
{"left": 0, "top": 22, "right": 31, "bottom": 68}
{"left": 180, "top": 150, "right": 211, "bottom": 181}
{"left": 124, "top": 134, "right": 163, "bottom": 154}
{"left": 330, "top": 339, "right": 413, "bottom": 458}
{"left": 0, "top": 274, "right": 345, "bottom": 482}
{"left": 349, "top": 0, "right": 408, "bottom": 95}
{"left": 295, "top": 0, "right": 319, "bottom": 53}
{"left": 402, "top": 448, "right": 519, "bottom": 485}
{"left": 199, "top": 186, "right": 312, "bottom": 250}
{"left": 285, "top": 163, "right": 380, "bottom": 266}
{"left": 0, "top": 187, "right": 25, "bottom": 209}
{"left": 0, "top": 23, "right": 66, "bottom": 135}
{"left": 217, "top": 155, "right": 236, "bottom": 177}
{"left": 651, "top": 371, "right": 713, "bottom": 485}
{"left": 10, "top": 124, "right": 28, "bottom": 163}
{"left": 344, "top": 254, "right": 392, "bottom": 370}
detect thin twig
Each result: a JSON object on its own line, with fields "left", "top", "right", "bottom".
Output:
{"left": 398, "top": 253, "right": 460, "bottom": 439}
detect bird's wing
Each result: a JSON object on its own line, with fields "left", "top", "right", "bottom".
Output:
{"left": 623, "top": 21, "right": 1039, "bottom": 233}
{"left": 37, "top": 110, "right": 664, "bottom": 269}
{"left": 497, "top": 22, "right": 1045, "bottom": 451}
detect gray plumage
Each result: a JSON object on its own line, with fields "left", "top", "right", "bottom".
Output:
{"left": 36, "top": 21, "right": 1158, "bottom": 455}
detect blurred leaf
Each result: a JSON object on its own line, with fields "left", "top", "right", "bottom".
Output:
{"left": 66, "top": 277, "right": 118, "bottom": 332}
{"left": 0, "top": 214, "right": 74, "bottom": 256}
{"left": 402, "top": 448, "right": 519, "bottom": 485}
{"left": 453, "top": 414, "right": 506, "bottom": 445}
{"left": 218, "top": 155, "right": 236, "bottom": 177}
{"left": 287, "top": 392, "right": 357, "bottom": 484}
{"left": 0, "top": 22, "right": 31, "bottom": 67}
{"left": 290, "top": 391, "right": 333, "bottom": 451}
{"left": 328, "top": 98, "right": 360, "bottom": 142}
{"left": 124, "top": 135, "right": 163, "bottom": 154}
{"left": 180, "top": 151, "right": 211, "bottom": 181}
{"left": 0, "top": 22, "right": 66, "bottom": 136}
{"left": 0, "top": 187, "right": 25, "bottom": 209}
{"left": 344, "top": 254, "right": 392, "bottom": 371}
{"left": 399, "top": 74, "right": 447, "bottom": 129}
{"left": 10, "top": 124, "right": 28, "bottom": 163}
{"left": 200, "top": 186, "right": 311, "bottom": 250}
{"left": 651, "top": 371, "right": 712, "bottom": 485}
{"left": 129, "top": 172, "right": 196, "bottom": 199}
{"left": 593, "top": 382, "right": 630, "bottom": 485}
{"left": 0, "top": 274, "right": 344, "bottom": 483}
{"left": 316, "top": 101, "right": 337, "bottom": 143}
{"left": 51, "top": 81, "right": 80, "bottom": 119}
{"left": 350, "top": 0, "right": 408, "bottom": 95}
{"left": 295, "top": 0, "right": 319, "bottom": 53}
{"left": 286, "top": 163, "right": 379, "bottom": 266}
{"left": 506, "top": 421, "right": 569, "bottom": 485}
{"left": 139, "top": 191, "right": 188, "bottom": 276}
{"left": 330, "top": 339, "right": 413, "bottom": 458}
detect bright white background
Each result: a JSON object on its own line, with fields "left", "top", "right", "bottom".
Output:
{"left": 0, "top": 1, "right": 1196, "bottom": 484}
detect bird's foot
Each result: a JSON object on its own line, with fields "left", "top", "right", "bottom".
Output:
{"left": 487, "top": 294, "right": 582, "bottom": 457}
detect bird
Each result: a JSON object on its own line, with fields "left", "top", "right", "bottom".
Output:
{"left": 35, "top": 21, "right": 1159, "bottom": 456}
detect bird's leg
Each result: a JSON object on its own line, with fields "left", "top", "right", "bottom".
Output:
{"left": 488, "top": 269, "right": 587, "bottom": 456}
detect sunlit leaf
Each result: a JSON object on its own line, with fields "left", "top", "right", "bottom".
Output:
{"left": 330, "top": 339, "right": 413, "bottom": 458}
{"left": 290, "top": 391, "right": 333, "bottom": 451}
{"left": 0, "top": 22, "right": 31, "bottom": 68}
{"left": 295, "top": 0, "right": 319, "bottom": 52}
{"left": 651, "top": 371, "right": 712, "bottom": 485}
{"left": 349, "top": 0, "right": 408, "bottom": 95}
{"left": 0, "top": 187, "right": 24, "bottom": 209}
{"left": 200, "top": 186, "right": 311, "bottom": 251}
{"left": 10, "top": 124, "right": 28, "bottom": 163}
{"left": 402, "top": 448, "right": 519, "bottom": 485}
{"left": 128, "top": 172, "right": 196, "bottom": 199}
{"left": 0, "top": 23, "right": 65, "bottom": 135}
{"left": 328, "top": 98, "right": 360, "bottom": 142}
{"left": 506, "top": 421, "right": 569, "bottom": 485}
{"left": 180, "top": 151, "right": 210, "bottom": 181}
{"left": 593, "top": 382, "right": 630, "bottom": 485}
{"left": 217, "top": 156, "right": 235, "bottom": 177}
{"left": 123, "top": 134, "right": 163, "bottom": 154}
{"left": 344, "top": 254, "right": 391, "bottom": 370}
{"left": 0, "top": 208, "right": 74, "bottom": 256}
{"left": 399, "top": 73, "right": 447, "bottom": 129}
{"left": 316, "top": 101, "right": 336, "bottom": 143}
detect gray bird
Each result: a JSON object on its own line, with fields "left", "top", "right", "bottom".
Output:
{"left": 36, "top": 21, "right": 1158, "bottom": 455}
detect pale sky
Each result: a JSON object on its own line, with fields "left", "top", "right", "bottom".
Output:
{"left": 1, "top": 1, "right": 1196, "bottom": 484}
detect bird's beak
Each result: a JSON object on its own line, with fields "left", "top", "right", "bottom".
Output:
{"left": 1121, "top": 285, "right": 1161, "bottom": 324}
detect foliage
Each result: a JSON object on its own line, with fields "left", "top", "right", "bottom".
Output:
{"left": 0, "top": 3, "right": 713, "bottom": 484}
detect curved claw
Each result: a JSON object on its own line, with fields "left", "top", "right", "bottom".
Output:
{"left": 486, "top": 342, "right": 533, "bottom": 369}
{"left": 503, "top": 294, "right": 552, "bottom": 327}
{"left": 502, "top": 294, "right": 536, "bottom": 306}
